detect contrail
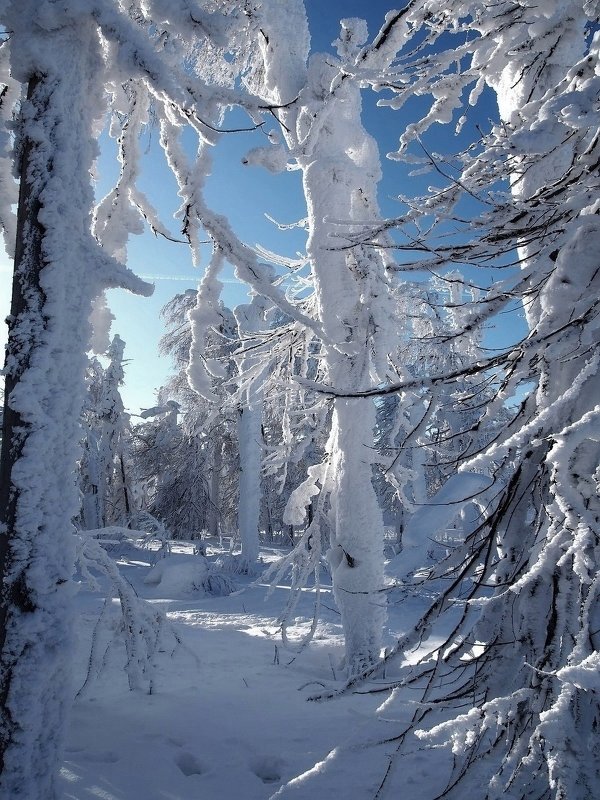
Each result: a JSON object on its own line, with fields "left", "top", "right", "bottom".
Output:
{"left": 0, "top": 266, "right": 244, "bottom": 284}
{"left": 139, "top": 274, "right": 242, "bottom": 284}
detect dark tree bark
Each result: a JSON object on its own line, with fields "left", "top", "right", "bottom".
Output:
{"left": 0, "top": 27, "right": 99, "bottom": 793}
{"left": 0, "top": 74, "right": 46, "bottom": 767}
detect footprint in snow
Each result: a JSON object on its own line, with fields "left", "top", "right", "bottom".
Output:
{"left": 250, "top": 756, "right": 285, "bottom": 784}
{"left": 175, "top": 751, "right": 206, "bottom": 777}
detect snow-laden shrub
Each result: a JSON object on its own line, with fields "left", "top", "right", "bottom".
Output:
{"left": 213, "top": 552, "right": 263, "bottom": 578}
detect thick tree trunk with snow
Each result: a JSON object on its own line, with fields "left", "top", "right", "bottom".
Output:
{"left": 304, "top": 205, "right": 388, "bottom": 672}
{"left": 327, "top": 399, "right": 386, "bottom": 671}
{"left": 299, "top": 62, "right": 397, "bottom": 672}
{"left": 0, "top": 74, "right": 42, "bottom": 538}
{"left": 0, "top": 14, "right": 120, "bottom": 797}
{"left": 0, "top": 61, "right": 85, "bottom": 798}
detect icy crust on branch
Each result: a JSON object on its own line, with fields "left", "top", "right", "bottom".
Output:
{"left": 91, "top": 0, "right": 264, "bottom": 145}
{"left": 355, "top": 0, "right": 595, "bottom": 157}
{"left": 84, "top": 0, "right": 313, "bottom": 316}
{"left": 1, "top": 6, "right": 153, "bottom": 298}
{"left": 284, "top": 463, "right": 323, "bottom": 527}
{"left": 186, "top": 245, "right": 226, "bottom": 402}
{"left": 164, "top": 102, "right": 326, "bottom": 405}
{"left": 242, "top": 0, "right": 309, "bottom": 107}
{"left": 90, "top": 0, "right": 264, "bottom": 260}
{"left": 75, "top": 531, "right": 171, "bottom": 696}
{"left": 88, "top": 292, "right": 116, "bottom": 354}
{"left": 93, "top": 83, "right": 155, "bottom": 262}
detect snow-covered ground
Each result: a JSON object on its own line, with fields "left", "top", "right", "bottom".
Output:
{"left": 58, "top": 539, "right": 452, "bottom": 800}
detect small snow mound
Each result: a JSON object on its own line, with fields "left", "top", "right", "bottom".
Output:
{"left": 144, "top": 554, "right": 235, "bottom": 596}
{"left": 143, "top": 554, "right": 208, "bottom": 593}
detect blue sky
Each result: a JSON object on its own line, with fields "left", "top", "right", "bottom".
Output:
{"left": 1, "top": 2, "right": 524, "bottom": 413}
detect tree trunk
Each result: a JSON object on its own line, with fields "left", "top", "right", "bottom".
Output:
{"left": 0, "top": 71, "right": 78, "bottom": 800}
{"left": 298, "top": 82, "right": 390, "bottom": 675}
{"left": 0, "top": 72, "right": 45, "bottom": 710}
{"left": 235, "top": 297, "right": 270, "bottom": 569}
{"left": 0, "top": 18, "right": 103, "bottom": 796}
{"left": 326, "top": 398, "right": 386, "bottom": 674}
{"left": 237, "top": 405, "right": 261, "bottom": 566}
{"left": 207, "top": 439, "right": 222, "bottom": 538}
{"left": 119, "top": 453, "right": 131, "bottom": 520}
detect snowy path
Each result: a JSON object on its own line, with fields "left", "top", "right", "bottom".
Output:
{"left": 58, "top": 545, "right": 450, "bottom": 800}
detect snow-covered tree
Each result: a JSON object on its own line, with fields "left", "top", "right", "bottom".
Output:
{"left": 154, "top": 290, "right": 240, "bottom": 540}
{"left": 80, "top": 358, "right": 108, "bottom": 530}
{"left": 221, "top": 1, "right": 415, "bottom": 675}
{"left": 315, "top": 4, "right": 600, "bottom": 798}
{"left": 0, "top": 6, "right": 153, "bottom": 794}
{"left": 187, "top": 1, "right": 494, "bottom": 675}
{"left": 0, "top": 1, "right": 267, "bottom": 794}
{"left": 79, "top": 335, "right": 133, "bottom": 530}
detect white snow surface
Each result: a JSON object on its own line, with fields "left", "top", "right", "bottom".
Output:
{"left": 57, "top": 540, "right": 450, "bottom": 800}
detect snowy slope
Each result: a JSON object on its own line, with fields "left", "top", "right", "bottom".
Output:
{"left": 58, "top": 540, "right": 450, "bottom": 800}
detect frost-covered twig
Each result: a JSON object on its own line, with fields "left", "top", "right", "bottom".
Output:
{"left": 75, "top": 532, "right": 181, "bottom": 695}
